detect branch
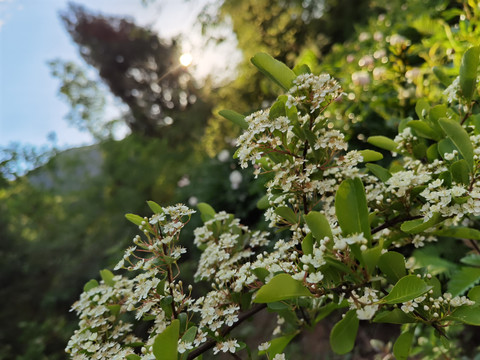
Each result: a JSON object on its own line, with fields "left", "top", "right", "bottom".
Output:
{"left": 186, "top": 303, "right": 267, "bottom": 359}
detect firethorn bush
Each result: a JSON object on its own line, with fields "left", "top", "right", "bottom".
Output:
{"left": 66, "top": 49, "right": 480, "bottom": 359}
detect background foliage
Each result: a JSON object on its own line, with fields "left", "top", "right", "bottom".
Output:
{"left": 2, "top": 0, "right": 480, "bottom": 359}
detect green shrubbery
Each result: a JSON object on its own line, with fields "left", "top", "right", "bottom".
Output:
{"left": 67, "top": 48, "right": 480, "bottom": 359}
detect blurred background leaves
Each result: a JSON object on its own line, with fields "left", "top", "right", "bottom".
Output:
{"left": 2, "top": 0, "right": 480, "bottom": 359}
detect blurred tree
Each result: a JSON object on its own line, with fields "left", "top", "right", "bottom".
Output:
{"left": 197, "top": 0, "right": 373, "bottom": 155}
{"left": 59, "top": 3, "right": 211, "bottom": 143}
{"left": 48, "top": 60, "right": 118, "bottom": 140}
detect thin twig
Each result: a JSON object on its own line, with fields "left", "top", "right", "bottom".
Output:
{"left": 186, "top": 304, "right": 267, "bottom": 360}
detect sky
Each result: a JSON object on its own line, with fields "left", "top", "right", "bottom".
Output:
{"left": 0, "top": 0, "right": 240, "bottom": 149}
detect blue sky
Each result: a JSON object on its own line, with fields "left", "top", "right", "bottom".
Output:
{"left": 0, "top": 0, "right": 237, "bottom": 149}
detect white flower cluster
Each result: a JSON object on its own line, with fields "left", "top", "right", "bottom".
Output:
{"left": 66, "top": 277, "right": 140, "bottom": 359}
{"left": 286, "top": 73, "right": 344, "bottom": 112}
{"left": 235, "top": 73, "right": 357, "bottom": 221}
{"left": 348, "top": 288, "right": 380, "bottom": 320}
{"left": 401, "top": 287, "right": 475, "bottom": 318}
{"left": 194, "top": 211, "right": 269, "bottom": 292}
{"left": 444, "top": 76, "right": 461, "bottom": 103}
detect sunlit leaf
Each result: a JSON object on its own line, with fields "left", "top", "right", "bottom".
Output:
{"left": 125, "top": 213, "right": 144, "bottom": 226}
{"left": 459, "top": 46, "right": 480, "bottom": 101}
{"left": 358, "top": 149, "right": 383, "bottom": 162}
{"left": 197, "top": 202, "right": 215, "bottom": 222}
{"left": 147, "top": 200, "right": 164, "bottom": 214}
{"left": 251, "top": 52, "right": 297, "bottom": 91}
{"left": 219, "top": 109, "right": 249, "bottom": 130}
{"left": 100, "top": 269, "right": 115, "bottom": 286}
{"left": 439, "top": 118, "right": 474, "bottom": 171}
{"left": 83, "top": 279, "right": 99, "bottom": 292}
{"left": 367, "top": 136, "right": 398, "bottom": 152}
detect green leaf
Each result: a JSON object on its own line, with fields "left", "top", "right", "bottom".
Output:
{"left": 252, "top": 267, "right": 269, "bottom": 283}
{"left": 100, "top": 269, "right": 115, "bottom": 286}
{"left": 125, "top": 213, "right": 145, "bottom": 227}
{"left": 412, "top": 249, "right": 457, "bottom": 276}
{"left": 254, "top": 273, "right": 312, "bottom": 303}
{"left": 446, "top": 305, "right": 480, "bottom": 325}
{"left": 301, "top": 232, "right": 314, "bottom": 255}
{"left": 178, "top": 312, "right": 188, "bottom": 333}
{"left": 437, "top": 138, "right": 457, "bottom": 160}
{"left": 314, "top": 302, "right": 348, "bottom": 324}
{"left": 400, "top": 213, "right": 442, "bottom": 234}
{"left": 269, "top": 96, "right": 287, "bottom": 120}
{"left": 426, "top": 276, "right": 442, "bottom": 298}
{"left": 358, "top": 149, "right": 383, "bottom": 162}
{"left": 461, "top": 254, "right": 480, "bottom": 266}
{"left": 450, "top": 159, "right": 471, "bottom": 185}
{"left": 256, "top": 195, "right": 270, "bottom": 210}
{"left": 468, "top": 285, "right": 480, "bottom": 302}
{"left": 416, "top": 98, "right": 430, "bottom": 120}
{"left": 426, "top": 143, "right": 439, "bottom": 162}
{"left": 260, "top": 333, "right": 297, "bottom": 358}
{"left": 393, "top": 329, "right": 414, "bottom": 360}
{"left": 147, "top": 200, "right": 164, "bottom": 214}
{"left": 126, "top": 355, "right": 141, "bottom": 360}
{"left": 335, "top": 178, "right": 371, "bottom": 240}
{"left": 197, "top": 202, "right": 215, "bottom": 222}
{"left": 108, "top": 304, "right": 121, "bottom": 317}
{"left": 153, "top": 319, "right": 179, "bottom": 360}
{"left": 251, "top": 52, "right": 297, "bottom": 91}
{"left": 293, "top": 63, "right": 311, "bottom": 76}
{"left": 439, "top": 118, "right": 474, "bottom": 171}
{"left": 373, "top": 308, "right": 416, "bottom": 324}
{"left": 365, "top": 163, "right": 392, "bottom": 182}
{"left": 381, "top": 275, "right": 432, "bottom": 304}
{"left": 378, "top": 252, "right": 406, "bottom": 284}
{"left": 367, "top": 136, "right": 398, "bottom": 152}
{"left": 433, "top": 227, "right": 480, "bottom": 240}
{"left": 363, "top": 245, "right": 382, "bottom": 276}
{"left": 448, "top": 267, "right": 480, "bottom": 296}
{"left": 329, "top": 310, "right": 359, "bottom": 355}
{"left": 429, "top": 105, "right": 447, "bottom": 127}
{"left": 407, "top": 120, "right": 441, "bottom": 140}
{"left": 459, "top": 46, "right": 480, "bottom": 101}
{"left": 181, "top": 326, "right": 197, "bottom": 343}
{"left": 305, "top": 211, "right": 333, "bottom": 241}
{"left": 83, "top": 279, "right": 99, "bottom": 292}
{"left": 218, "top": 109, "right": 249, "bottom": 130}
{"left": 433, "top": 66, "right": 451, "bottom": 87}
{"left": 275, "top": 206, "right": 298, "bottom": 224}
